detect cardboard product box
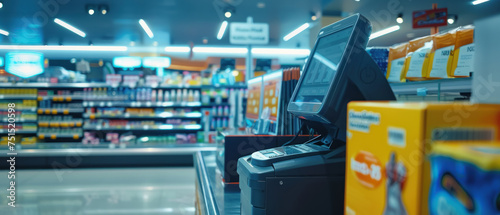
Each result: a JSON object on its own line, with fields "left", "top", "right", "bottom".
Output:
{"left": 345, "top": 102, "right": 500, "bottom": 215}
{"left": 429, "top": 142, "right": 500, "bottom": 215}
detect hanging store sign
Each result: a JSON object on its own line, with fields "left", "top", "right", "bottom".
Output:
{"left": 412, "top": 8, "right": 448, "bottom": 29}
{"left": 142, "top": 57, "right": 171, "bottom": 68}
{"left": 5, "top": 52, "right": 44, "bottom": 78}
{"left": 113, "top": 56, "right": 142, "bottom": 68}
{"left": 230, "top": 22, "right": 269, "bottom": 44}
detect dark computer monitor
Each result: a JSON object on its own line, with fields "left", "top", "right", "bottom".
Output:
{"left": 287, "top": 14, "right": 396, "bottom": 145}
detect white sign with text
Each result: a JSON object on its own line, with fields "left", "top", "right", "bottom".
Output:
{"left": 230, "top": 22, "right": 269, "bottom": 45}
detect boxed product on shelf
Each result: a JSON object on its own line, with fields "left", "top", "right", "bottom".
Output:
{"left": 451, "top": 25, "right": 475, "bottom": 77}
{"left": 0, "top": 88, "right": 37, "bottom": 96}
{"left": 427, "top": 29, "right": 457, "bottom": 79}
{"left": 345, "top": 102, "right": 500, "bottom": 215}
{"left": 429, "top": 142, "right": 500, "bottom": 215}
{"left": 404, "top": 35, "right": 433, "bottom": 80}
{"left": 366, "top": 47, "right": 389, "bottom": 75}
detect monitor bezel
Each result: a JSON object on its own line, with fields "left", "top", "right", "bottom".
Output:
{"left": 288, "top": 14, "right": 362, "bottom": 123}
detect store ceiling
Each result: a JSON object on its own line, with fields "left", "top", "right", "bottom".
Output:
{"left": 0, "top": 0, "right": 499, "bottom": 51}
{"left": 0, "top": 0, "right": 328, "bottom": 48}
{"left": 324, "top": 0, "right": 500, "bottom": 47}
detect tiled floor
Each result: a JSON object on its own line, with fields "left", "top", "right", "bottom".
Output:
{"left": 0, "top": 167, "right": 196, "bottom": 215}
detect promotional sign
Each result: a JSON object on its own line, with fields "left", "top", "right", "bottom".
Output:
{"left": 142, "top": 57, "right": 171, "bottom": 68}
{"left": 145, "top": 75, "right": 159, "bottom": 88}
{"left": 106, "top": 74, "right": 122, "bottom": 88}
{"left": 230, "top": 22, "right": 269, "bottom": 44}
{"left": 412, "top": 8, "right": 448, "bottom": 29}
{"left": 123, "top": 75, "right": 140, "bottom": 88}
{"left": 112, "top": 56, "right": 142, "bottom": 68}
{"left": 5, "top": 52, "right": 44, "bottom": 78}
{"left": 0, "top": 57, "right": 4, "bottom": 67}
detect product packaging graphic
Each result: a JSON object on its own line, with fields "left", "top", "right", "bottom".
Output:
{"left": 345, "top": 102, "right": 500, "bottom": 215}
{"left": 429, "top": 143, "right": 500, "bottom": 215}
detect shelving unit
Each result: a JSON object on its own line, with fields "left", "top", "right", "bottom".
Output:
{"left": 0, "top": 82, "right": 246, "bottom": 149}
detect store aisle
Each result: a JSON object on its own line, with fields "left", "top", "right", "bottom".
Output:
{"left": 0, "top": 167, "right": 196, "bottom": 215}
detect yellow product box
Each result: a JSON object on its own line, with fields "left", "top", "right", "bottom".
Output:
{"left": 345, "top": 102, "right": 500, "bottom": 215}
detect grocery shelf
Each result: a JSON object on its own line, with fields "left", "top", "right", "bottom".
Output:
{"left": 0, "top": 129, "right": 37, "bottom": 134}
{"left": 10, "top": 107, "right": 38, "bottom": 112}
{"left": 83, "top": 112, "right": 203, "bottom": 119}
{"left": 83, "top": 124, "right": 202, "bottom": 131}
{"left": 37, "top": 108, "right": 84, "bottom": 114}
{"left": 37, "top": 95, "right": 84, "bottom": 101}
{"left": 37, "top": 133, "right": 82, "bottom": 139}
{"left": 83, "top": 101, "right": 202, "bottom": 107}
{"left": 0, "top": 144, "right": 216, "bottom": 157}
{"left": 0, "top": 94, "right": 38, "bottom": 100}
{"left": 0, "top": 118, "right": 37, "bottom": 123}
{"left": 201, "top": 85, "right": 247, "bottom": 89}
{"left": 390, "top": 78, "right": 471, "bottom": 95}
{"left": 0, "top": 82, "right": 247, "bottom": 89}
{"left": 38, "top": 121, "right": 83, "bottom": 127}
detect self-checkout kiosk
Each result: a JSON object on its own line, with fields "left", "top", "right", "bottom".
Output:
{"left": 237, "top": 14, "right": 397, "bottom": 215}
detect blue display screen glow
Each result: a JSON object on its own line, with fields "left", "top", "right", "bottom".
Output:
{"left": 113, "top": 56, "right": 142, "bottom": 68}
{"left": 5, "top": 52, "right": 44, "bottom": 78}
{"left": 0, "top": 57, "right": 4, "bottom": 67}
{"left": 142, "top": 57, "right": 171, "bottom": 68}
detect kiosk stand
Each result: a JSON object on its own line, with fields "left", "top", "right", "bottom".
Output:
{"left": 237, "top": 14, "right": 396, "bottom": 215}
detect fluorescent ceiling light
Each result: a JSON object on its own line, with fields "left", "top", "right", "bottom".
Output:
{"left": 193, "top": 47, "right": 248, "bottom": 54}
{"left": 369, "top": 25, "right": 400, "bottom": 40}
{"left": 54, "top": 18, "right": 86, "bottom": 38}
{"left": 139, "top": 19, "right": 154, "bottom": 38}
{"left": 217, "top": 21, "right": 228, "bottom": 40}
{"left": 0, "top": 45, "right": 127, "bottom": 51}
{"left": 283, "top": 23, "right": 310, "bottom": 41}
{"left": 252, "top": 48, "right": 310, "bottom": 55}
{"left": 472, "top": 0, "right": 489, "bottom": 5}
{"left": 164, "top": 46, "right": 190, "bottom": 53}
{"left": 0, "top": 29, "right": 9, "bottom": 36}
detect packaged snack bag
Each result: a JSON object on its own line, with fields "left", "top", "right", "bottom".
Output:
{"left": 386, "top": 43, "right": 408, "bottom": 82}
{"left": 450, "top": 26, "right": 475, "bottom": 77}
{"left": 405, "top": 35, "right": 433, "bottom": 80}
{"left": 427, "top": 30, "right": 457, "bottom": 79}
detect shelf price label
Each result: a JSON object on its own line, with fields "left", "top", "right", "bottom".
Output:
{"left": 146, "top": 75, "right": 159, "bottom": 88}
{"left": 123, "top": 75, "right": 139, "bottom": 88}
{"left": 106, "top": 74, "right": 122, "bottom": 88}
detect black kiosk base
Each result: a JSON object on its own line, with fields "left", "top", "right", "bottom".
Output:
{"left": 237, "top": 13, "right": 396, "bottom": 215}
{"left": 238, "top": 145, "right": 346, "bottom": 215}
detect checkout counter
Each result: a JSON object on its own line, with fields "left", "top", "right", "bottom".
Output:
{"left": 195, "top": 151, "right": 240, "bottom": 215}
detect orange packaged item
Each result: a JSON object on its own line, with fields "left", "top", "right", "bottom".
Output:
{"left": 386, "top": 43, "right": 408, "bottom": 82}
{"left": 450, "top": 26, "right": 475, "bottom": 77}
{"left": 427, "top": 30, "right": 457, "bottom": 79}
{"left": 404, "top": 36, "right": 433, "bottom": 80}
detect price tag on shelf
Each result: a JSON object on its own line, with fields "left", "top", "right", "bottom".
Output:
{"left": 50, "top": 134, "right": 57, "bottom": 139}
{"left": 145, "top": 75, "right": 159, "bottom": 88}
{"left": 0, "top": 95, "right": 4, "bottom": 99}
{"left": 52, "top": 109, "right": 58, "bottom": 114}
{"left": 99, "top": 102, "right": 105, "bottom": 107}
{"left": 119, "top": 143, "right": 127, "bottom": 149}
{"left": 143, "top": 125, "right": 150, "bottom": 130}
{"left": 96, "top": 125, "right": 102, "bottom": 130}
{"left": 123, "top": 75, "right": 139, "bottom": 88}
{"left": 108, "top": 144, "right": 116, "bottom": 149}
{"left": 44, "top": 109, "right": 50, "bottom": 114}
{"left": 89, "top": 102, "right": 94, "bottom": 107}
{"left": 124, "top": 113, "right": 130, "bottom": 117}
{"left": 107, "top": 102, "right": 112, "bottom": 107}
{"left": 125, "top": 125, "right": 131, "bottom": 130}
{"left": 63, "top": 109, "right": 69, "bottom": 115}
{"left": 146, "top": 102, "right": 152, "bottom": 107}
{"left": 66, "top": 97, "right": 72, "bottom": 102}
{"left": 106, "top": 74, "right": 122, "bottom": 88}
